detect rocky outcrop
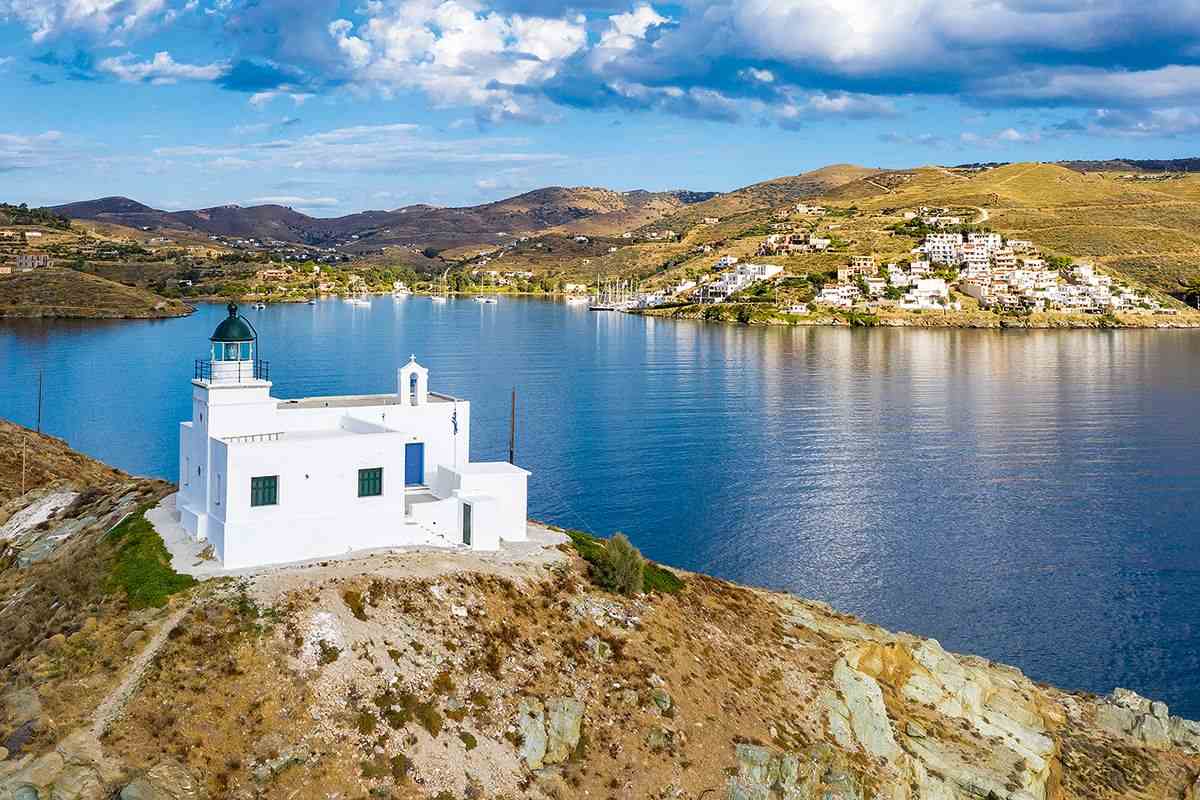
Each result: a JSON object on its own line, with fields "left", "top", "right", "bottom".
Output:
{"left": 0, "top": 730, "right": 120, "bottom": 800}
{"left": 727, "top": 743, "right": 862, "bottom": 800}
{"left": 1093, "top": 687, "right": 1200, "bottom": 752}
{"left": 118, "top": 760, "right": 203, "bottom": 800}
{"left": 514, "top": 697, "right": 584, "bottom": 770}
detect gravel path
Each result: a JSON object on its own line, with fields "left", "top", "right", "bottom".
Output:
{"left": 89, "top": 598, "right": 197, "bottom": 739}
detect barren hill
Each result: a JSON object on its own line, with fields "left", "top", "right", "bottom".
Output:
{"left": 1, "top": 427, "right": 1197, "bottom": 800}
{"left": 50, "top": 188, "right": 717, "bottom": 253}
{"left": 0, "top": 269, "right": 191, "bottom": 319}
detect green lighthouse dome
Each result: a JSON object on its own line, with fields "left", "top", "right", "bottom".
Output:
{"left": 211, "top": 303, "right": 255, "bottom": 342}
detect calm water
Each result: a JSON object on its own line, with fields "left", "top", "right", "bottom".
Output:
{"left": 2, "top": 299, "right": 1198, "bottom": 715}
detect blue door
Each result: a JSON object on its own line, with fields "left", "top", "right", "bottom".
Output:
{"left": 405, "top": 443, "right": 425, "bottom": 486}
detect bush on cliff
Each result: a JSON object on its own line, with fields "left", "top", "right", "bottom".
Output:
{"left": 564, "top": 529, "right": 683, "bottom": 595}
{"left": 596, "top": 533, "right": 644, "bottom": 596}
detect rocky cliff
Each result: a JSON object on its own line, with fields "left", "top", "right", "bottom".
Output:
{"left": 0, "top": 422, "right": 1197, "bottom": 800}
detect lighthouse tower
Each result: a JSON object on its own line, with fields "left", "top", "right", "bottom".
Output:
{"left": 178, "top": 303, "right": 277, "bottom": 543}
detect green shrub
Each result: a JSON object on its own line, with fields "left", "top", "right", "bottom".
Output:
{"left": 564, "top": 529, "right": 683, "bottom": 595}
{"left": 595, "top": 533, "right": 644, "bottom": 596}
{"left": 107, "top": 505, "right": 196, "bottom": 609}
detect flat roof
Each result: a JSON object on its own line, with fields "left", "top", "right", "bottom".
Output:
{"left": 456, "top": 461, "right": 531, "bottom": 476}
{"left": 220, "top": 427, "right": 392, "bottom": 445}
{"left": 278, "top": 391, "right": 458, "bottom": 410}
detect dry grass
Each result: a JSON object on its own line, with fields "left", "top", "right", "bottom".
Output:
{"left": 0, "top": 269, "right": 190, "bottom": 319}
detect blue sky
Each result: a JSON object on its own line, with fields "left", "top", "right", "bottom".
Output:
{"left": 3, "top": 0, "right": 1200, "bottom": 215}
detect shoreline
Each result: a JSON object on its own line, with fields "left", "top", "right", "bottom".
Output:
{"left": 636, "top": 302, "right": 1200, "bottom": 330}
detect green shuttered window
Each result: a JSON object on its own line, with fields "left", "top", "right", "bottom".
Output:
{"left": 358, "top": 468, "right": 383, "bottom": 497}
{"left": 250, "top": 475, "right": 278, "bottom": 507}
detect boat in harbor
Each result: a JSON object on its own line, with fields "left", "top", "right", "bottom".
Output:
{"left": 589, "top": 277, "right": 631, "bottom": 311}
{"left": 475, "top": 296, "right": 498, "bottom": 305}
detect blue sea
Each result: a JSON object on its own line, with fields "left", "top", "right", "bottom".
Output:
{"left": 2, "top": 298, "right": 1197, "bottom": 716}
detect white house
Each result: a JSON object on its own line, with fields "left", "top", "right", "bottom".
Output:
{"left": 177, "top": 304, "right": 529, "bottom": 569}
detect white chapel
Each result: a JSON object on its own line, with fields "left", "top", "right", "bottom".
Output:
{"left": 177, "top": 303, "right": 530, "bottom": 569}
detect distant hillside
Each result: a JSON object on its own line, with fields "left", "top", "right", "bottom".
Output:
{"left": 0, "top": 203, "right": 71, "bottom": 230}
{"left": 814, "top": 162, "right": 1200, "bottom": 290}
{"left": 50, "top": 187, "right": 716, "bottom": 253}
{"left": 1059, "top": 157, "right": 1200, "bottom": 173}
{"left": 0, "top": 268, "right": 191, "bottom": 319}
{"left": 642, "top": 164, "right": 880, "bottom": 235}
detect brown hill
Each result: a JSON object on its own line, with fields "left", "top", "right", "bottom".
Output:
{"left": 644, "top": 164, "right": 881, "bottom": 235}
{"left": 0, "top": 268, "right": 191, "bottom": 319}
{"left": 0, "top": 419, "right": 127, "bottom": 509}
{"left": 50, "top": 188, "right": 717, "bottom": 253}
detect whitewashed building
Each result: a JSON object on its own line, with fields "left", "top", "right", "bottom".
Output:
{"left": 177, "top": 304, "right": 530, "bottom": 569}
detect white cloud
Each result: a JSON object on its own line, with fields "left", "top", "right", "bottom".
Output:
{"left": 1, "top": 0, "right": 173, "bottom": 43}
{"left": 98, "top": 51, "right": 228, "bottom": 83}
{"left": 328, "top": 0, "right": 588, "bottom": 122}
{"left": 960, "top": 127, "right": 1040, "bottom": 147}
{"left": 248, "top": 90, "right": 313, "bottom": 109}
{"left": 154, "top": 122, "right": 568, "bottom": 175}
{"left": 0, "top": 130, "right": 65, "bottom": 171}
{"left": 740, "top": 67, "right": 774, "bottom": 84}
{"left": 972, "top": 65, "right": 1200, "bottom": 107}
{"left": 249, "top": 195, "right": 339, "bottom": 207}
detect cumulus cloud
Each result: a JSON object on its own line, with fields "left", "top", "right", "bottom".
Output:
{"left": 328, "top": 0, "right": 588, "bottom": 122}
{"left": 98, "top": 51, "right": 228, "bottom": 83}
{"left": 12, "top": 0, "right": 1200, "bottom": 137}
{"left": 0, "top": 0, "right": 173, "bottom": 43}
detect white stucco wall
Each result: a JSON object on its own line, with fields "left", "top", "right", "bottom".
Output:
{"left": 214, "top": 429, "right": 407, "bottom": 569}
{"left": 179, "top": 359, "right": 523, "bottom": 568}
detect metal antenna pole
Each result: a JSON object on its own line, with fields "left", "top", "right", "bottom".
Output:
{"left": 36, "top": 368, "right": 43, "bottom": 434}
{"left": 508, "top": 387, "right": 516, "bottom": 465}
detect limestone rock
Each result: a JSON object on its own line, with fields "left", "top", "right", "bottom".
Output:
{"left": 1109, "top": 688, "right": 1152, "bottom": 713}
{"left": 583, "top": 636, "right": 611, "bottom": 662}
{"left": 119, "top": 760, "right": 202, "bottom": 800}
{"left": 832, "top": 658, "right": 899, "bottom": 760}
{"left": 49, "top": 764, "right": 104, "bottom": 800}
{"left": 1131, "top": 713, "right": 1172, "bottom": 749}
{"left": 515, "top": 700, "right": 547, "bottom": 770}
{"left": 727, "top": 743, "right": 852, "bottom": 800}
{"left": 650, "top": 688, "right": 672, "bottom": 714}
{"left": 1170, "top": 716, "right": 1200, "bottom": 751}
{"left": 544, "top": 698, "right": 584, "bottom": 764}
{"left": 819, "top": 690, "right": 855, "bottom": 751}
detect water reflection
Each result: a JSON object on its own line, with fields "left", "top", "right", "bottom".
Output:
{"left": 1, "top": 301, "right": 1198, "bottom": 715}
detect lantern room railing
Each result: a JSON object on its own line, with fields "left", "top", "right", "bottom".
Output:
{"left": 194, "top": 358, "right": 270, "bottom": 383}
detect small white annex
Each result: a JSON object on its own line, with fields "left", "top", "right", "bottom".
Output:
{"left": 177, "top": 303, "right": 529, "bottom": 569}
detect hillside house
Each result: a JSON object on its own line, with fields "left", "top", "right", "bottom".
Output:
{"left": 15, "top": 253, "right": 51, "bottom": 271}
{"left": 838, "top": 255, "right": 876, "bottom": 283}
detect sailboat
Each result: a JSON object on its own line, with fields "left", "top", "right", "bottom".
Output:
{"left": 430, "top": 269, "right": 449, "bottom": 303}
{"left": 590, "top": 276, "right": 630, "bottom": 311}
